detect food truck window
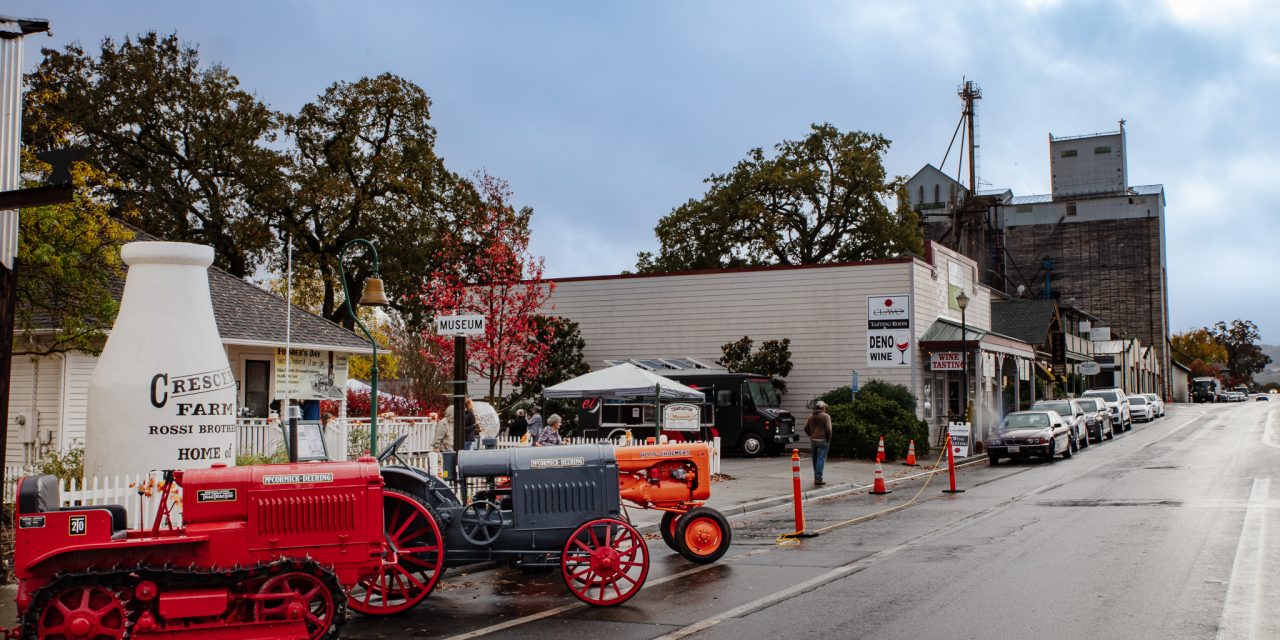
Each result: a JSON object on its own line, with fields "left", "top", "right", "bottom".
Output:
{"left": 717, "top": 389, "right": 736, "bottom": 407}
{"left": 746, "top": 379, "right": 781, "bottom": 408}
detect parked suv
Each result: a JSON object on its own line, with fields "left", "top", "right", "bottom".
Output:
{"left": 1030, "top": 399, "right": 1089, "bottom": 452}
{"left": 1080, "top": 388, "right": 1132, "bottom": 432}
{"left": 1075, "top": 397, "right": 1115, "bottom": 442}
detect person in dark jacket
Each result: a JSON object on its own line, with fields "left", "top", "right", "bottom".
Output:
{"left": 463, "top": 397, "right": 479, "bottom": 449}
{"left": 509, "top": 409, "right": 529, "bottom": 439}
{"left": 804, "top": 401, "right": 833, "bottom": 485}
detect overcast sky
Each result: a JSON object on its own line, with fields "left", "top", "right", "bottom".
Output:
{"left": 11, "top": 1, "right": 1279, "bottom": 340}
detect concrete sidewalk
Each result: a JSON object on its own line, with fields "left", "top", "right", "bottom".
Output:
{"left": 627, "top": 447, "right": 957, "bottom": 530}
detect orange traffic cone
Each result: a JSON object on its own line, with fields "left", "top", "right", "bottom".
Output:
{"left": 870, "top": 459, "right": 891, "bottom": 494}
{"left": 903, "top": 440, "right": 917, "bottom": 466}
{"left": 876, "top": 436, "right": 886, "bottom": 463}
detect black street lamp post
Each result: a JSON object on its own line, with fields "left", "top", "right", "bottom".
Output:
{"left": 338, "top": 239, "right": 391, "bottom": 455}
{"left": 957, "top": 290, "right": 970, "bottom": 422}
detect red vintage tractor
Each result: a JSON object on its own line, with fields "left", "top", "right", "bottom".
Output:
{"left": 7, "top": 458, "right": 391, "bottom": 640}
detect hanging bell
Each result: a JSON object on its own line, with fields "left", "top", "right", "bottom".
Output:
{"left": 359, "top": 276, "right": 390, "bottom": 306}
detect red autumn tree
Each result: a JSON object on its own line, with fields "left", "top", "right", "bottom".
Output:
{"left": 416, "top": 173, "right": 555, "bottom": 407}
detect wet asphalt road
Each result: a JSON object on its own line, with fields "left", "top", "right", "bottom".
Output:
{"left": 345, "top": 401, "right": 1280, "bottom": 640}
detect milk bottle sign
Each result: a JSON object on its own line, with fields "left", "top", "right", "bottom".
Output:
{"left": 85, "top": 242, "right": 238, "bottom": 479}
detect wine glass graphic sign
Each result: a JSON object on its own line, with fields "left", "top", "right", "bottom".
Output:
{"left": 896, "top": 338, "right": 910, "bottom": 364}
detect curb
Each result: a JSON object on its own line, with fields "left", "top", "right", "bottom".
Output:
{"left": 637, "top": 454, "right": 990, "bottom": 533}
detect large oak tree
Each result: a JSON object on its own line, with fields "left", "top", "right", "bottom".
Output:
{"left": 637, "top": 123, "right": 922, "bottom": 272}
{"left": 25, "top": 32, "right": 281, "bottom": 278}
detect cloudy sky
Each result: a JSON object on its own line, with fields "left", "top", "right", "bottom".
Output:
{"left": 11, "top": 1, "right": 1279, "bottom": 339}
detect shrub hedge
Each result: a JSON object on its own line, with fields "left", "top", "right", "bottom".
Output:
{"left": 819, "top": 382, "right": 930, "bottom": 460}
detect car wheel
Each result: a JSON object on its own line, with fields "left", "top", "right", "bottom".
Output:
{"left": 988, "top": 453, "right": 999, "bottom": 466}
{"left": 1061, "top": 438, "right": 1073, "bottom": 459}
{"left": 1046, "top": 441, "right": 1057, "bottom": 463}
{"left": 739, "top": 432, "right": 766, "bottom": 458}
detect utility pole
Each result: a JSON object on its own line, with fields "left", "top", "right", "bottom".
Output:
{"left": 960, "top": 79, "right": 981, "bottom": 194}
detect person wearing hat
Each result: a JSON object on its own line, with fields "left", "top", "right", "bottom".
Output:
{"left": 805, "top": 401, "right": 833, "bottom": 485}
{"left": 509, "top": 408, "right": 529, "bottom": 439}
{"left": 536, "top": 414, "right": 564, "bottom": 446}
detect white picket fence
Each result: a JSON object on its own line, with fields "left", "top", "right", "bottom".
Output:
{"left": 3, "top": 467, "right": 181, "bottom": 530}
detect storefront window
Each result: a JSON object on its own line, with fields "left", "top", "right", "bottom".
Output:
{"left": 923, "top": 378, "right": 933, "bottom": 418}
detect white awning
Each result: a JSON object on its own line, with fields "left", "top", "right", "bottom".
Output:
{"left": 542, "top": 363, "right": 707, "bottom": 400}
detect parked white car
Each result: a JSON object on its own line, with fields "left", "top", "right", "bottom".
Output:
{"left": 1127, "top": 395, "right": 1155, "bottom": 422}
{"left": 1142, "top": 393, "right": 1165, "bottom": 417}
{"left": 1081, "top": 388, "right": 1132, "bottom": 432}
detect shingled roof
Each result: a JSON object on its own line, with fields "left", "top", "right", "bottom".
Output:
{"left": 990, "top": 299, "right": 1058, "bottom": 348}
{"left": 25, "top": 226, "right": 371, "bottom": 352}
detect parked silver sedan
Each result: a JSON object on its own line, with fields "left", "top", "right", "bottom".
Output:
{"left": 986, "top": 410, "right": 1074, "bottom": 465}
{"left": 1075, "top": 397, "right": 1115, "bottom": 442}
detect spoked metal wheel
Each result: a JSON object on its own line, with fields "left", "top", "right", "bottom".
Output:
{"left": 561, "top": 517, "right": 649, "bottom": 606}
{"left": 256, "top": 572, "right": 337, "bottom": 640}
{"left": 37, "top": 585, "right": 127, "bottom": 640}
{"left": 349, "top": 490, "right": 445, "bottom": 616}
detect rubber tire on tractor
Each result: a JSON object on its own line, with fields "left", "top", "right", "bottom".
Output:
{"left": 674, "top": 506, "right": 732, "bottom": 564}
{"left": 348, "top": 489, "right": 445, "bottom": 616}
{"left": 660, "top": 511, "right": 682, "bottom": 552}
{"left": 739, "top": 432, "right": 766, "bottom": 458}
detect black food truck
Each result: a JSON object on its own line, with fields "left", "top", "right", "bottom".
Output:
{"left": 576, "top": 370, "right": 798, "bottom": 457}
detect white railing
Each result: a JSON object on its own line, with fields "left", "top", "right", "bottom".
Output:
{"left": 344, "top": 417, "right": 436, "bottom": 458}
{"left": 3, "top": 467, "right": 181, "bottom": 530}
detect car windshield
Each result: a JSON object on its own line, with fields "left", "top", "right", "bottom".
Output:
{"left": 746, "top": 379, "right": 781, "bottom": 408}
{"left": 1000, "top": 413, "right": 1050, "bottom": 430}
{"left": 1035, "top": 401, "right": 1071, "bottom": 415}
{"left": 1084, "top": 390, "right": 1119, "bottom": 402}
{"left": 1129, "top": 396, "right": 1147, "bottom": 405}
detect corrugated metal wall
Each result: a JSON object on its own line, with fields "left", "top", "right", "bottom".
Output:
{"left": 0, "top": 32, "right": 23, "bottom": 269}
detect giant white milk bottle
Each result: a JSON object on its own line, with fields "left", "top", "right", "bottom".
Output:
{"left": 84, "top": 242, "right": 238, "bottom": 479}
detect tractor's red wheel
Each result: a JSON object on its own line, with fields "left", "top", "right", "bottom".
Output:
{"left": 674, "top": 506, "right": 732, "bottom": 564}
{"left": 561, "top": 517, "right": 649, "bottom": 607}
{"left": 256, "top": 571, "right": 337, "bottom": 640}
{"left": 37, "top": 585, "right": 127, "bottom": 640}
{"left": 659, "top": 511, "right": 682, "bottom": 551}
{"left": 348, "top": 490, "right": 445, "bottom": 616}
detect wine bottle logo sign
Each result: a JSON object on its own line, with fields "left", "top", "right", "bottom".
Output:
{"left": 867, "top": 294, "right": 911, "bottom": 369}
{"left": 85, "top": 242, "right": 239, "bottom": 478}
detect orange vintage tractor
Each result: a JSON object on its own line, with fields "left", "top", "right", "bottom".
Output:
{"left": 613, "top": 442, "right": 731, "bottom": 563}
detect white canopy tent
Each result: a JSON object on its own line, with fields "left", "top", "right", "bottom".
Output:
{"left": 542, "top": 363, "right": 706, "bottom": 400}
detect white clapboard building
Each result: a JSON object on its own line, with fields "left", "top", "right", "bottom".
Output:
{"left": 545, "top": 242, "right": 1038, "bottom": 444}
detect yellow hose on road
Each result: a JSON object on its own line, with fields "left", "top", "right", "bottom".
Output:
{"left": 776, "top": 444, "right": 952, "bottom": 545}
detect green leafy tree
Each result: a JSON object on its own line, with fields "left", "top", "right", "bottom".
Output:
{"left": 15, "top": 152, "right": 133, "bottom": 357}
{"left": 718, "top": 336, "right": 794, "bottom": 393}
{"left": 274, "top": 73, "right": 480, "bottom": 331}
{"left": 24, "top": 32, "right": 281, "bottom": 278}
{"left": 822, "top": 381, "right": 928, "bottom": 460}
{"left": 637, "top": 123, "right": 922, "bottom": 272}
{"left": 1211, "top": 320, "right": 1272, "bottom": 386}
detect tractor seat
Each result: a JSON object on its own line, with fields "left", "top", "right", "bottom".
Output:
{"left": 18, "top": 474, "right": 129, "bottom": 540}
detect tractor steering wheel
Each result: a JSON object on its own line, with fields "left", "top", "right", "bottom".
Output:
{"left": 459, "top": 500, "right": 504, "bottom": 546}
{"left": 376, "top": 434, "right": 410, "bottom": 465}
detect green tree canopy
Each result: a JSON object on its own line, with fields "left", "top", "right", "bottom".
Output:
{"left": 15, "top": 152, "right": 134, "bottom": 356}
{"left": 1211, "top": 319, "right": 1272, "bottom": 386}
{"left": 509, "top": 315, "right": 591, "bottom": 407}
{"left": 24, "top": 32, "right": 281, "bottom": 278}
{"left": 273, "top": 73, "right": 481, "bottom": 330}
{"left": 637, "top": 123, "right": 922, "bottom": 273}
{"left": 718, "top": 336, "right": 794, "bottom": 393}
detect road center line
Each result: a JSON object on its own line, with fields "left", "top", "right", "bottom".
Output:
{"left": 1216, "top": 478, "right": 1269, "bottom": 640}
